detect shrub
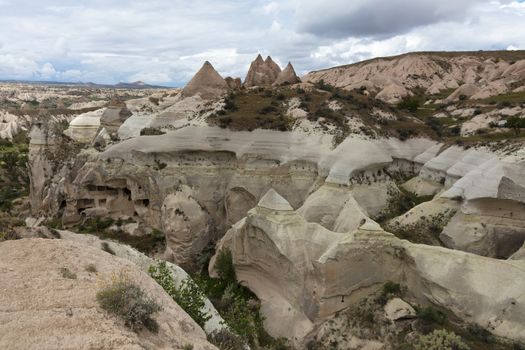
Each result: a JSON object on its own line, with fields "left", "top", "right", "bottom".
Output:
{"left": 418, "top": 306, "right": 447, "bottom": 326}
{"left": 60, "top": 267, "right": 77, "bottom": 279}
{"left": 467, "top": 323, "right": 494, "bottom": 343}
{"left": 258, "top": 105, "right": 279, "bottom": 115}
{"left": 506, "top": 116, "right": 525, "bottom": 135}
{"left": 397, "top": 96, "right": 422, "bottom": 112}
{"left": 208, "top": 329, "right": 245, "bottom": 350}
{"left": 97, "top": 272, "right": 162, "bottom": 333}
{"left": 149, "top": 261, "right": 211, "bottom": 328}
{"left": 376, "top": 281, "right": 402, "bottom": 305}
{"left": 140, "top": 127, "right": 166, "bottom": 136}
{"left": 414, "top": 329, "right": 469, "bottom": 350}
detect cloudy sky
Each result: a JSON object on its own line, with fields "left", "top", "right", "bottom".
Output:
{"left": 0, "top": 0, "right": 524, "bottom": 86}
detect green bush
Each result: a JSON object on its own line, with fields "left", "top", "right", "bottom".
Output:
{"left": 414, "top": 329, "right": 469, "bottom": 350}
{"left": 418, "top": 306, "right": 447, "bottom": 326}
{"left": 208, "top": 329, "right": 245, "bottom": 350}
{"left": 149, "top": 261, "right": 211, "bottom": 328}
{"left": 376, "top": 281, "right": 402, "bottom": 305}
{"left": 397, "top": 96, "right": 422, "bottom": 112}
{"left": 97, "top": 273, "right": 162, "bottom": 333}
{"left": 467, "top": 323, "right": 494, "bottom": 343}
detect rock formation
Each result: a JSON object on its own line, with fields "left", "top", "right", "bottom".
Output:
{"left": 224, "top": 76, "right": 242, "bottom": 90}
{"left": 244, "top": 54, "right": 282, "bottom": 87}
{"left": 100, "top": 106, "right": 132, "bottom": 137}
{"left": 304, "top": 51, "right": 525, "bottom": 101}
{"left": 182, "top": 61, "right": 229, "bottom": 99}
{"left": 273, "top": 62, "right": 301, "bottom": 86}
{"left": 0, "top": 238, "right": 217, "bottom": 350}
{"left": 64, "top": 108, "right": 106, "bottom": 143}
{"left": 209, "top": 188, "right": 525, "bottom": 345}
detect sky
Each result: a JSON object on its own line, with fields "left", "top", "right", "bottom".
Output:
{"left": 0, "top": 0, "right": 524, "bottom": 86}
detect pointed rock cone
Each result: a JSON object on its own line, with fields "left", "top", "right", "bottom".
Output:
{"left": 244, "top": 54, "right": 281, "bottom": 87}
{"left": 265, "top": 56, "right": 282, "bottom": 81}
{"left": 257, "top": 189, "right": 293, "bottom": 211}
{"left": 273, "top": 62, "right": 301, "bottom": 86}
{"left": 182, "top": 61, "right": 229, "bottom": 99}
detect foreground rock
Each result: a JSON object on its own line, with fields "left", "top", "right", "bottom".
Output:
{"left": 0, "top": 238, "right": 217, "bottom": 350}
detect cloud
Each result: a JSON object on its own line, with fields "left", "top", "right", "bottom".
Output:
{"left": 296, "top": 0, "right": 505, "bottom": 38}
{"left": 0, "top": 0, "right": 523, "bottom": 85}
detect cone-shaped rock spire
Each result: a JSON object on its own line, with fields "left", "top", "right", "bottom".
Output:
{"left": 273, "top": 62, "right": 301, "bottom": 86}
{"left": 183, "top": 61, "right": 229, "bottom": 99}
{"left": 244, "top": 54, "right": 282, "bottom": 87}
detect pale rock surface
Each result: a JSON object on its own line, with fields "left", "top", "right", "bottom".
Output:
{"left": 375, "top": 82, "right": 409, "bottom": 103}
{"left": 445, "top": 84, "right": 480, "bottom": 102}
{"left": 64, "top": 108, "right": 106, "bottom": 143}
{"left": 0, "top": 238, "right": 217, "bottom": 350}
{"left": 161, "top": 185, "right": 212, "bottom": 267}
{"left": 100, "top": 106, "right": 133, "bottom": 136}
{"left": 210, "top": 197, "right": 525, "bottom": 344}
{"left": 384, "top": 298, "right": 416, "bottom": 321}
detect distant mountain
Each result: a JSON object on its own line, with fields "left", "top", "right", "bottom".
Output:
{"left": 0, "top": 79, "right": 170, "bottom": 89}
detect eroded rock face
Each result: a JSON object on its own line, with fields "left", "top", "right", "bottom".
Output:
{"left": 0, "top": 238, "right": 217, "bottom": 350}
{"left": 161, "top": 185, "right": 213, "bottom": 267}
{"left": 209, "top": 190, "right": 525, "bottom": 344}
{"left": 100, "top": 106, "right": 132, "bottom": 138}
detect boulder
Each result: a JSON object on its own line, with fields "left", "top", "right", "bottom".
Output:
{"left": 182, "top": 61, "right": 229, "bottom": 99}
{"left": 273, "top": 62, "right": 301, "bottom": 86}
{"left": 384, "top": 298, "right": 417, "bottom": 321}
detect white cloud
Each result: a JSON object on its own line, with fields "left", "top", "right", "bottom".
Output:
{"left": 0, "top": 0, "right": 523, "bottom": 85}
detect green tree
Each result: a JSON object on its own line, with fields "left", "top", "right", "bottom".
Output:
{"left": 149, "top": 261, "right": 211, "bottom": 328}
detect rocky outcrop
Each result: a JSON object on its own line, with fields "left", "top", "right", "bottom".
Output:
{"left": 244, "top": 54, "right": 282, "bottom": 87}
{"left": 209, "top": 189, "right": 525, "bottom": 344}
{"left": 304, "top": 52, "right": 525, "bottom": 101}
{"left": 375, "top": 82, "right": 409, "bottom": 103}
{"left": 64, "top": 108, "right": 106, "bottom": 143}
{"left": 0, "top": 238, "right": 217, "bottom": 350}
{"left": 182, "top": 61, "right": 229, "bottom": 99}
{"left": 273, "top": 62, "right": 301, "bottom": 86}
{"left": 100, "top": 106, "right": 132, "bottom": 138}
{"left": 161, "top": 185, "right": 213, "bottom": 267}
{"left": 224, "top": 76, "right": 242, "bottom": 90}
